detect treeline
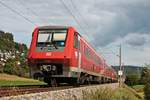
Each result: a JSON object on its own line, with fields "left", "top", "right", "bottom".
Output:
{"left": 142, "top": 65, "right": 150, "bottom": 100}
{"left": 124, "top": 64, "right": 150, "bottom": 100}
{"left": 125, "top": 65, "right": 149, "bottom": 86}
{"left": 0, "top": 30, "right": 29, "bottom": 77}
{"left": 0, "top": 30, "right": 27, "bottom": 52}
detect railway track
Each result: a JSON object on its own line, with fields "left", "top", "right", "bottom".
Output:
{"left": 0, "top": 83, "right": 117, "bottom": 98}
{"left": 0, "top": 85, "right": 73, "bottom": 97}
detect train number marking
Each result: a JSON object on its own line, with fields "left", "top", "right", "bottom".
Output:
{"left": 46, "top": 52, "right": 52, "bottom": 56}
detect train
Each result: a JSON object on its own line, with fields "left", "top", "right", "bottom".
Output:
{"left": 27, "top": 26, "right": 117, "bottom": 86}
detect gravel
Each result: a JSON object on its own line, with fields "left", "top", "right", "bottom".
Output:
{"left": 0, "top": 83, "right": 118, "bottom": 100}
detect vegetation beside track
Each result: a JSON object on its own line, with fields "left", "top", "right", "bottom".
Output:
{"left": 131, "top": 85, "right": 144, "bottom": 98}
{"left": 132, "top": 85, "right": 144, "bottom": 92}
{"left": 82, "top": 85, "right": 142, "bottom": 100}
{"left": 0, "top": 73, "right": 46, "bottom": 87}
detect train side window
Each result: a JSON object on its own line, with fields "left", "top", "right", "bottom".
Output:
{"left": 74, "top": 33, "right": 78, "bottom": 48}
{"left": 78, "top": 37, "right": 80, "bottom": 50}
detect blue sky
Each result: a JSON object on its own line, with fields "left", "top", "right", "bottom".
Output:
{"left": 0, "top": 0, "right": 150, "bottom": 66}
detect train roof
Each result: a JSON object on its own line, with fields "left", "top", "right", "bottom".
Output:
{"left": 38, "top": 26, "right": 70, "bottom": 30}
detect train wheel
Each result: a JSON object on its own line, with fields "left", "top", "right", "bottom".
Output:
{"left": 44, "top": 77, "right": 50, "bottom": 83}
{"left": 85, "top": 78, "right": 91, "bottom": 85}
{"left": 33, "top": 73, "right": 43, "bottom": 80}
{"left": 50, "top": 78, "right": 58, "bottom": 87}
{"left": 71, "top": 78, "right": 80, "bottom": 87}
{"left": 44, "top": 78, "right": 58, "bottom": 87}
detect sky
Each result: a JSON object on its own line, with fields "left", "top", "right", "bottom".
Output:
{"left": 0, "top": 0, "right": 150, "bottom": 66}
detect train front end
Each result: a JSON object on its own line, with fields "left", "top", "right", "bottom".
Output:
{"left": 28, "top": 26, "right": 75, "bottom": 85}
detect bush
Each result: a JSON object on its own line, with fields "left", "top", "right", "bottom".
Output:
{"left": 141, "top": 67, "right": 150, "bottom": 84}
{"left": 144, "top": 83, "right": 150, "bottom": 100}
{"left": 3, "top": 58, "right": 27, "bottom": 76}
{"left": 0, "top": 66, "right": 3, "bottom": 73}
{"left": 3, "top": 60, "right": 15, "bottom": 74}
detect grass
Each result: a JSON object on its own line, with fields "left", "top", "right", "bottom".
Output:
{"left": 0, "top": 73, "right": 46, "bottom": 87}
{"left": 82, "top": 86, "right": 143, "bottom": 100}
{"left": 138, "top": 92, "right": 144, "bottom": 98}
{"left": 114, "top": 87, "right": 142, "bottom": 100}
{"left": 131, "top": 85, "right": 144, "bottom": 92}
{"left": 131, "top": 85, "right": 145, "bottom": 99}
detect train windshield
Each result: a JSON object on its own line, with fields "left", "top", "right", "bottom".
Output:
{"left": 36, "top": 29, "right": 67, "bottom": 52}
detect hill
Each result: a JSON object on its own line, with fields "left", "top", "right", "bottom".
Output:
{"left": 112, "top": 65, "right": 143, "bottom": 77}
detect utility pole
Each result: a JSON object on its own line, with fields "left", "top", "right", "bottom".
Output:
{"left": 119, "top": 44, "right": 122, "bottom": 87}
{"left": 119, "top": 45, "right": 121, "bottom": 72}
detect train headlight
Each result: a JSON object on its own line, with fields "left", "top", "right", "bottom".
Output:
{"left": 52, "top": 65, "right": 56, "bottom": 71}
{"left": 41, "top": 65, "right": 51, "bottom": 71}
{"left": 47, "top": 65, "right": 51, "bottom": 70}
{"left": 41, "top": 65, "right": 56, "bottom": 71}
{"left": 42, "top": 65, "right": 46, "bottom": 70}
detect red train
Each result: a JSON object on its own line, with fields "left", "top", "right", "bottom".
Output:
{"left": 28, "top": 26, "right": 117, "bottom": 86}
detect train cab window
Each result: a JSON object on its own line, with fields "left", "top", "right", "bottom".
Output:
{"left": 53, "top": 33, "right": 66, "bottom": 47}
{"left": 36, "top": 29, "right": 67, "bottom": 52}
{"left": 38, "top": 33, "right": 52, "bottom": 43}
{"left": 53, "top": 33, "right": 66, "bottom": 41}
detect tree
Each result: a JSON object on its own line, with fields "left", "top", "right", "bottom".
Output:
{"left": 142, "top": 64, "right": 150, "bottom": 100}
{"left": 141, "top": 66, "right": 150, "bottom": 84}
{"left": 125, "top": 74, "right": 140, "bottom": 86}
{"left": 0, "top": 30, "right": 29, "bottom": 77}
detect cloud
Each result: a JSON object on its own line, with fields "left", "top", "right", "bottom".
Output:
{"left": 88, "top": 0, "right": 150, "bottom": 47}
{"left": 1, "top": 0, "right": 150, "bottom": 47}
{"left": 123, "top": 47, "right": 150, "bottom": 66}
{"left": 124, "top": 33, "right": 146, "bottom": 47}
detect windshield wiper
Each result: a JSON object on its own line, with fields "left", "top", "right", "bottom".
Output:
{"left": 49, "top": 32, "right": 58, "bottom": 49}
{"left": 51, "top": 41, "right": 58, "bottom": 49}
{"left": 38, "top": 32, "right": 58, "bottom": 50}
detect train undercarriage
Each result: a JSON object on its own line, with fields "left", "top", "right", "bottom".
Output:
{"left": 29, "top": 62, "right": 116, "bottom": 86}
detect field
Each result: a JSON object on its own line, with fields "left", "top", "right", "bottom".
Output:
{"left": 0, "top": 73, "right": 46, "bottom": 87}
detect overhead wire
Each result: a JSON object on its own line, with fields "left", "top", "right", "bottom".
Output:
{"left": 69, "top": 0, "right": 104, "bottom": 51}
{"left": 59, "top": 0, "right": 87, "bottom": 34}
{"left": 69, "top": 0, "right": 93, "bottom": 42}
{"left": 1, "top": 0, "right": 90, "bottom": 40}
{"left": 17, "top": 0, "right": 45, "bottom": 24}
{"left": 70, "top": 0, "right": 90, "bottom": 29}
{"left": 59, "top": 0, "right": 97, "bottom": 50}
{"left": 0, "top": 0, "right": 36, "bottom": 26}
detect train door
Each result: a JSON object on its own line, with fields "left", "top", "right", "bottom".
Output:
{"left": 74, "top": 32, "right": 81, "bottom": 71}
{"left": 78, "top": 35, "right": 81, "bottom": 72}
